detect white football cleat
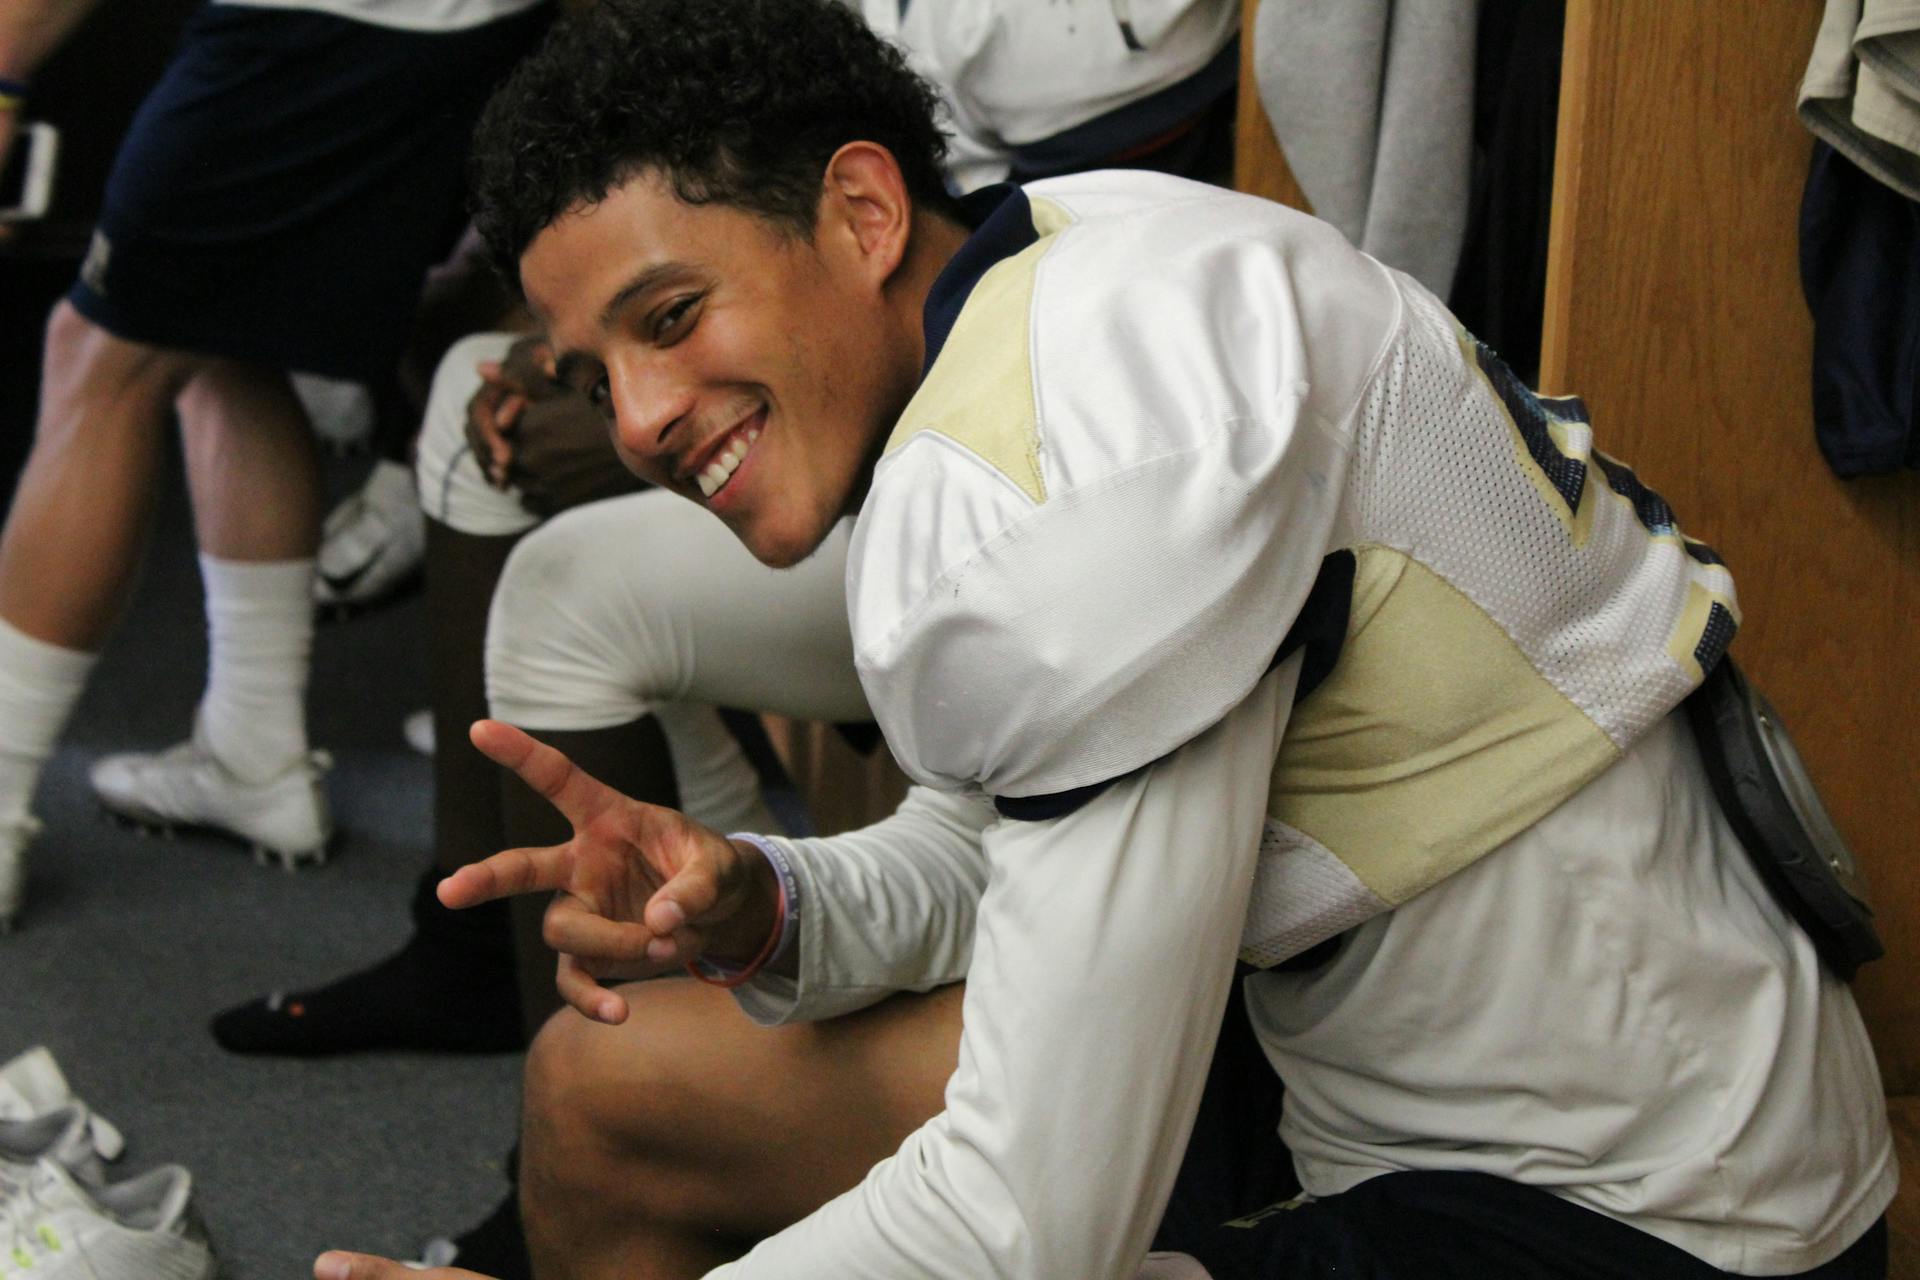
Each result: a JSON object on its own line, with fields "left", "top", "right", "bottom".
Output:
{"left": 314, "top": 459, "right": 426, "bottom": 615}
{"left": 0, "top": 815, "right": 40, "bottom": 934}
{"left": 292, "top": 371, "right": 376, "bottom": 456}
{"left": 90, "top": 739, "right": 333, "bottom": 870}
{"left": 0, "top": 1049, "right": 124, "bottom": 1161}
{"left": 1, "top": 1158, "right": 215, "bottom": 1280}
{"left": 0, "top": 1105, "right": 104, "bottom": 1193}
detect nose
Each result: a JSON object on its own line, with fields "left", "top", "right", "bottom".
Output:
{"left": 606, "top": 352, "right": 695, "bottom": 474}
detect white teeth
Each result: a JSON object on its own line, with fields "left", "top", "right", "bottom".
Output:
{"left": 695, "top": 426, "right": 761, "bottom": 498}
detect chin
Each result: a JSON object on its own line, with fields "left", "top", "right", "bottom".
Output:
{"left": 738, "top": 519, "right": 816, "bottom": 570}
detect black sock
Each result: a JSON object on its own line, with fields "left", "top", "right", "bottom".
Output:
{"left": 209, "top": 867, "right": 525, "bottom": 1056}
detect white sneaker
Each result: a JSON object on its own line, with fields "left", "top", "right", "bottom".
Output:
{"left": 402, "top": 709, "right": 435, "bottom": 758}
{"left": 0, "top": 816, "right": 40, "bottom": 934}
{"left": 1, "top": 1158, "right": 215, "bottom": 1280}
{"left": 292, "top": 372, "right": 376, "bottom": 455}
{"left": 90, "top": 740, "right": 333, "bottom": 870}
{"left": 0, "top": 1050, "right": 123, "bottom": 1162}
{"left": 314, "top": 459, "right": 426, "bottom": 614}
{"left": 0, "top": 1105, "right": 103, "bottom": 1192}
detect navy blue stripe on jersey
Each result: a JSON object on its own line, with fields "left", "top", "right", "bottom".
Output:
{"left": 1591, "top": 452, "right": 1729, "bottom": 565}
{"left": 1682, "top": 538, "right": 1726, "bottom": 567}
{"left": 1472, "top": 341, "right": 1588, "bottom": 517}
{"left": 1693, "top": 602, "right": 1738, "bottom": 673}
{"left": 994, "top": 552, "right": 1356, "bottom": 822}
{"left": 1592, "top": 451, "right": 1681, "bottom": 538}
{"left": 995, "top": 778, "right": 1123, "bottom": 821}
{"left": 920, "top": 184, "right": 1034, "bottom": 378}
{"left": 1271, "top": 549, "right": 1354, "bottom": 702}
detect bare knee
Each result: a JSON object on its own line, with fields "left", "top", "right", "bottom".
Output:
{"left": 520, "top": 983, "right": 738, "bottom": 1239}
{"left": 519, "top": 978, "right": 962, "bottom": 1261}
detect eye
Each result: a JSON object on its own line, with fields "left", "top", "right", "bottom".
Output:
{"left": 653, "top": 293, "right": 701, "bottom": 342}
{"left": 586, "top": 376, "right": 612, "bottom": 419}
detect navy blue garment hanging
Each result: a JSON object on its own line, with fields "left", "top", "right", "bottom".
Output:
{"left": 1799, "top": 141, "right": 1920, "bottom": 477}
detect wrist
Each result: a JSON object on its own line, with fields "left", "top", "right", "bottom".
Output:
{"left": 685, "top": 835, "right": 796, "bottom": 989}
{"left": 704, "top": 839, "right": 783, "bottom": 965}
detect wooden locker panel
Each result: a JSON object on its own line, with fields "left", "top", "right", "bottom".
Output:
{"left": 1542, "top": 1, "right": 1920, "bottom": 1088}
{"left": 1234, "top": 0, "right": 1311, "bottom": 211}
{"left": 761, "top": 716, "right": 909, "bottom": 838}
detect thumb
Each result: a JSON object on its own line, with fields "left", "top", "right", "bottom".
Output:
{"left": 643, "top": 836, "right": 772, "bottom": 966}
{"left": 315, "top": 1250, "right": 494, "bottom": 1280}
{"left": 644, "top": 832, "right": 758, "bottom": 936}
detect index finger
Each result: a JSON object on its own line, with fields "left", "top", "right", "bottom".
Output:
{"left": 469, "top": 719, "right": 624, "bottom": 828}
{"left": 437, "top": 842, "right": 568, "bottom": 910}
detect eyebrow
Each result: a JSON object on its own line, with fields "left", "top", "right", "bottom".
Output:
{"left": 600, "top": 262, "right": 695, "bottom": 329}
{"left": 550, "top": 262, "right": 698, "bottom": 388}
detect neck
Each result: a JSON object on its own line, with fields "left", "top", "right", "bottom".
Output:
{"left": 894, "top": 210, "right": 975, "bottom": 373}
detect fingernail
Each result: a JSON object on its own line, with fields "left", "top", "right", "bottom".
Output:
{"left": 599, "top": 995, "right": 623, "bottom": 1023}
{"left": 646, "top": 936, "right": 675, "bottom": 962}
{"left": 314, "top": 1253, "right": 351, "bottom": 1280}
{"left": 655, "top": 899, "right": 687, "bottom": 930}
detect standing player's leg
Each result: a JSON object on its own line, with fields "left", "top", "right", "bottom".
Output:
{"left": 0, "top": 303, "right": 197, "bottom": 926}
{"left": 87, "top": 356, "right": 332, "bottom": 867}
{"left": 81, "top": 0, "right": 551, "bottom": 875}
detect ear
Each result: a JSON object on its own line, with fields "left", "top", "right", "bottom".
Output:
{"left": 819, "top": 141, "right": 914, "bottom": 288}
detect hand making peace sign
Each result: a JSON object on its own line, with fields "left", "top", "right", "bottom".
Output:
{"left": 441, "top": 719, "right": 785, "bottom": 1025}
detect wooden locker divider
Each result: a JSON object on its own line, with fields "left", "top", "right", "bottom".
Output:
{"left": 1541, "top": 0, "right": 1920, "bottom": 1093}
{"left": 761, "top": 715, "right": 909, "bottom": 839}
{"left": 1234, "top": 0, "right": 1311, "bottom": 212}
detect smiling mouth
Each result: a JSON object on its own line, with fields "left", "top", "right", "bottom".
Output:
{"left": 695, "top": 421, "right": 762, "bottom": 498}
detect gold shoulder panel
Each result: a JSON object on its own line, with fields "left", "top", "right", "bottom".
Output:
{"left": 883, "top": 198, "right": 1076, "bottom": 504}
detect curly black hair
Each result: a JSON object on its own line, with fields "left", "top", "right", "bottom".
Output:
{"left": 468, "top": 0, "right": 957, "bottom": 287}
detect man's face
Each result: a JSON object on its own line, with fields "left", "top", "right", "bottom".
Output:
{"left": 520, "top": 169, "right": 915, "bottom": 567}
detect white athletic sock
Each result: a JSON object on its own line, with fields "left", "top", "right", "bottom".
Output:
{"left": 0, "top": 617, "right": 97, "bottom": 824}
{"left": 195, "top": 555, "right": 315, "bottom": 784}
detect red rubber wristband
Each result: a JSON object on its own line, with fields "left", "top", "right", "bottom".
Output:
{"left": 684, "top": 877, "right": 787, "bottom": 990}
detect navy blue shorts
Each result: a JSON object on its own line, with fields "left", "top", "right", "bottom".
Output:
{"left": 68, "top": 2, "right": 548, "bottom": 380}
{"left": 1152, "top": 980, "right": 1887, "bottom": 1279}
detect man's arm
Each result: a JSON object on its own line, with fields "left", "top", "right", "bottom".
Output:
{"left": 0, "top": 0, "right": 99, "bottom": 170}
{"left": 732, "top": 784, "right": 996, "bottom": 1026}
{"left": 0, "top": 0, "right": 97, "bottom": 83}
{"left": 710, "top": 657, "right": 1300, "bottom": 1280}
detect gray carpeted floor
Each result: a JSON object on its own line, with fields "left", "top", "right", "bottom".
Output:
{"left": 0, "top": 450, "right": 522, "bottom": 1278}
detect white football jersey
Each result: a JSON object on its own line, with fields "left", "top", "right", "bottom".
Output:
{"left": 850, "top": 171, "right": 1740, "bottom": 961}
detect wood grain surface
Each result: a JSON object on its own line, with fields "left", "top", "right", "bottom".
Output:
{"left": 1234, "top": 0, "right": 1312, "bottom": 212}
{"left": 1541, "top": 0, "right": 1920, "bottom": 1092}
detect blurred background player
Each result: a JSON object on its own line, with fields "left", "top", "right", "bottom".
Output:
{"left": 0, "top": 0, "right": 550, "bottom": 927}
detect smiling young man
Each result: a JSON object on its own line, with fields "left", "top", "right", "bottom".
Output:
{"left": 317, "top": 2, "right": 1895, "bottom": 1278}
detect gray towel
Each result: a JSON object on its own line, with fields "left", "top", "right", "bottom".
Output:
{"left": 1254, "top": 0, "right": 1477, "bottom": 296}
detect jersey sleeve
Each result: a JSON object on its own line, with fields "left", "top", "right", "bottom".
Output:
{"left": 732, "top": 786, "right": 996, "bottom": 1026}
{"left": 705, "top": 663, "right": 1298, "bottom": 1280}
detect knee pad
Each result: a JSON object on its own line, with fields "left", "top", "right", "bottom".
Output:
{"left": 484, "top": 497, "right": 671, "bottom": 732}
{"left": 483, "top": 495, "right": 776, "bottom": 832}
